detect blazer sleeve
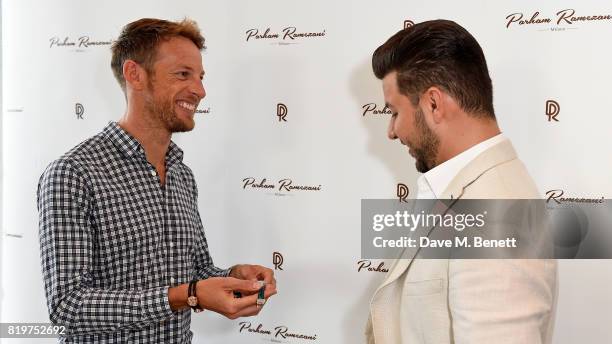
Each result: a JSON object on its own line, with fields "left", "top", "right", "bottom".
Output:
{"left": 448, "top": 259, "right": 557, "bottom": 344}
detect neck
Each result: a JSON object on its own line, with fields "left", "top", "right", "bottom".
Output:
{"left": 117, "top": 104, "right": 171, "bottom": 168}
{"left": 435, "top": 116, "right": 501, "bottom": 166}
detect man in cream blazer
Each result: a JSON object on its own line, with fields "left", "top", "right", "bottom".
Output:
{"left": 366, "top": 20, "right": 557, "bottom": 343}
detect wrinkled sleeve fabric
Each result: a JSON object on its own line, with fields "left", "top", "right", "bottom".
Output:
{"left": 448, "top": 259, "right": 557, "bottom": 344}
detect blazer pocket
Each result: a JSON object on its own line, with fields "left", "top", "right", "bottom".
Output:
{"left": 403, "top": 278, "right": 443, "bottom": 296}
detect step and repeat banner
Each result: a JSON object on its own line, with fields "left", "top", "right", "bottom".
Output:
{"left": 2, "top": 0, "right": 611, "bottom": 343}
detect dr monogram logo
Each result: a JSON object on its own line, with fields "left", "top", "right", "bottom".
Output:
{"left": 546, "top": 100, "right": 560, "bottom": 122}
{"left": 397, "top": 183, "right": 409, "bottom": 203}
{"left": 75, "top": 103, "right": 85, "bottom": 120}
{"left": 277, "top": 103, "right": 288, "bottom": 122}
{"left": 273, "top": 252, "right": 284, "bottom": 270}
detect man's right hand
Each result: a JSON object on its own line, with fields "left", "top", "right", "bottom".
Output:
{"left": 196, "top": 277, "right": 270, "bottom": 319}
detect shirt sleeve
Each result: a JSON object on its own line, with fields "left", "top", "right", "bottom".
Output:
{"left": 37, "top": 158, "right": 174, "bottom": 336}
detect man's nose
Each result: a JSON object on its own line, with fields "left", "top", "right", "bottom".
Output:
{"left": 387, "top": 117, "right": 398, "bottom": 140}
{"left": 192, "top": 80, "right": 206, "bottom": 99}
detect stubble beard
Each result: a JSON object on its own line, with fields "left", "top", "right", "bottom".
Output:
{"left": 144, "top": 82, "right": 195, "bottom": 133}
{"left": 412, "top": 106, "right": 440, "bottom": 173}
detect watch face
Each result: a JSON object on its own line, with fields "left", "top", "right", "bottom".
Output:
{"left": 187, "top": 296, "right": 198, "bottom": 307}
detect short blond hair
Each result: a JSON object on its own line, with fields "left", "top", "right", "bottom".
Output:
{"left": 111, "top": 18, "right": 205, "bottom": 92}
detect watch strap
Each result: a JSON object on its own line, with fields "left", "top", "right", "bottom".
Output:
{"left": 187, "top": 280, "right": 204, "bottom": 312}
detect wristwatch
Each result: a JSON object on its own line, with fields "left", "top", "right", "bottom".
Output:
{"left": 187, "top": 280, "right": 204, "bottom": 313}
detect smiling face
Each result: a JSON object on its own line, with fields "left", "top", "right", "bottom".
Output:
{"left": 383, "top": 71, "right": 439, "bottom": 173}
{"left": 143, "top": 36, "right": 206, "bottom": 133}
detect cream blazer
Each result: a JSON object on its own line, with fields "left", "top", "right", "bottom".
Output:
{"left": 365, "top": 139, "right": 558, "bottom": 344}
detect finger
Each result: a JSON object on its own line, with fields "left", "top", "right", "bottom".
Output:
{"left": 224, "top": 277, "right": 260, "bottom": 293}
{"left": 267, "top": 277, "right": 277, "bottom": 289}
{"left": 236, "top": 265, "right": 259, "bottom": 280}
{"left": 231, "top": 293, "right": 259, "bottom": 311}
{"left": 237, "top": 289, "right": 258, "bottom": 297}
{"left": 263, "top": 278, "right": 277, "bottom": 297}
{"left": 228, "top": 304, "right": 262, "bottom": 319}
{"left": 240, "top": 266, "right": 258, "bottom": 281}
{"left": 259, "top": 268, "right": 275, "bottom": 283}
{"left": 264, "top": 288, "right": 277, "bottom": 299}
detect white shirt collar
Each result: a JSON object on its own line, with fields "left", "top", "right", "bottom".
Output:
{"left": 417, "top": 134, "right": 506, "bottom": 199}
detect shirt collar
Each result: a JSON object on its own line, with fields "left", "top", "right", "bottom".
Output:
{"left": 418, "top": 133, "right": 506, "bottom": 198}
{"left": 102, "top": 121, "right": 184, "bottom": 166}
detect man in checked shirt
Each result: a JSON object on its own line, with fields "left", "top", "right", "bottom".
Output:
{"left": 37, "top": 18, "right": 277, "bottom": 343}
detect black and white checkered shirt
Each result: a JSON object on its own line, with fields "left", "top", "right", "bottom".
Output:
{"left": 37, "top": 122, "right": 229, "bottom": 343}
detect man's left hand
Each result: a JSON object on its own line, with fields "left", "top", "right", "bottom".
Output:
{"left": 229, "top": 264, "right": 277, "bottom": 299}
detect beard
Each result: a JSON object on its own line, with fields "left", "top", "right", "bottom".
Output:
{"left": 411, "top": 106, "right": 440, "bottom": 173}
{"left": 144, "top": 82, "right": 195, "bottom": 133}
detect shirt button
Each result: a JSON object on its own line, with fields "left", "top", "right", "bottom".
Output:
{"left": 151, "top": 170, "right": 157, "bottom": 176}
{"left": 169, "top": 242, "right": 174, "bottom": 248}
{"left": 170, "top": 277, "right": 175, "bottom": 284}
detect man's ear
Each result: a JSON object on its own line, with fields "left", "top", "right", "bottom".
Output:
{"left": 421, "top": 86, "right": 445, "bottom": 124}
{"left": 123, "top": 60, "right": 147, "bottom": 91}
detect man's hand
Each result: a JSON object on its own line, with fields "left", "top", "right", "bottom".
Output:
{"left": 229, "top": 264, "right": 277, "bottom": 299}
{"left": 196, "top": 277, "right": 269, "bottom": 319}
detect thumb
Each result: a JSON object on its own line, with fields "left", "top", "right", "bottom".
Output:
{"left": 225, "top": 277, "right": 260, "bottom": 293}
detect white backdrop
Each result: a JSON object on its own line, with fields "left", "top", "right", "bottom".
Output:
{"left": 2, "top": 0, "right": 612, "bottom": 343}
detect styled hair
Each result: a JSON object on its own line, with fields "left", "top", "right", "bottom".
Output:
{"left": 372, "top": 19, "right": 495, "bottom": 118}
{"left": 111, "top": 18, "right": 205, "bottom": 92}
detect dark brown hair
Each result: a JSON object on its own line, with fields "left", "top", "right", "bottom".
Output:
{"left": 372, "top": 20, "right": 495, "bottom": 118}
{"left": 111, "top": 18, "right": 205, "bottom": 92}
